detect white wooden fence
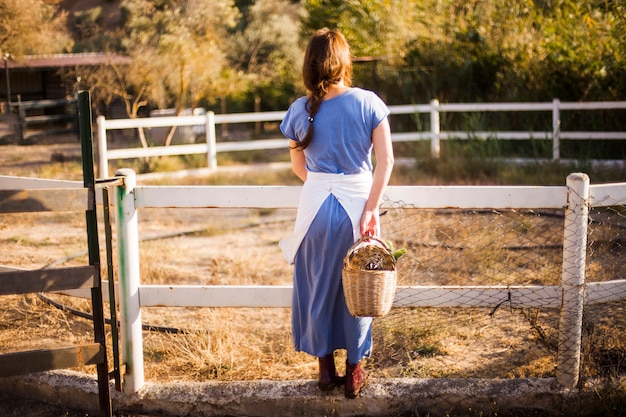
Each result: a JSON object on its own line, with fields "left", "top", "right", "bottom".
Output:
{"left": 96, "top": 99, "right": 626, "bottom": 178}
{"left": 109, "top": 170, "right": 626, "bottom": 393}
{"left": 3, "top": 173, "right": 626, "bottom": 395}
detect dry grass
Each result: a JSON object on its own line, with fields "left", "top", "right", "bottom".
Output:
{"left": 0, "top": 294, "right": 94, "bottom": 353}
{"left": 0, "top": 199, "right": 581, "bottom": 382}
{"left": 1, "top": 139, "right": 625, "bottom": 391}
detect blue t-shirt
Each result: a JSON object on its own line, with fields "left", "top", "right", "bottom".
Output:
{"left": 280, "top": 87, "right": 389, "bottom": 174}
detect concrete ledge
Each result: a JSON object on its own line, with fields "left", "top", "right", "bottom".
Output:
{"left": 0, "top": 371, "right": 602, "bottom": 416}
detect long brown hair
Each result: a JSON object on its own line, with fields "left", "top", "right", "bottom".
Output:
{"left": 293, "top": 28, "right": 353, "bottom": 150}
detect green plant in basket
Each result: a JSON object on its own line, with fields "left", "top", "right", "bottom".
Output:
{"left": 387, "top": 240, "right": 407, "bottom": 260}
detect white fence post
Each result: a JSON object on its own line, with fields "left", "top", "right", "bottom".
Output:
{"left": 552, "top": 99, "right": 561, "bottom": 161}
{"left": 557, "top": 172, "right": 589, "bottom": 388}
{"left": 206, "top": 111, "right": 217, "bottom": 170}
{"left": 430, "top": 99, "right": 440, "bottom": 158}
{"left": 97, "top": 115, "right": 108, "bottom": 178}
{"left": 115, "top": 168, "right": 144, "bottom": 393}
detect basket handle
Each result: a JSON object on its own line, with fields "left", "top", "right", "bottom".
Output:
{"left": 347, "top": 235, "right": 392, "bottom": 254}
{"left": 343, "top": 235, "right": 396, "bottom": 270}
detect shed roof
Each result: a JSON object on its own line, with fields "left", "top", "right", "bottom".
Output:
{"left": 5, "top": 53, "right": 132, "bottom": 70}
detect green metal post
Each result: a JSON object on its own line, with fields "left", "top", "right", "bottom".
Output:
{"left": 103, "top": 187, "right": 122, "bottom": 392}
{"left": 78, "top": 90, "right": 112, "bottom": 417}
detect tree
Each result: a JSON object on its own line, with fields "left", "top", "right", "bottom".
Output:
{"left": 531, "top": 0, "right": 625, "bottom": 101}
{"left": 302, "top": 0, "right": 412, "bottom": 59}
{"left": 300, "top": 0, "right": 437, "bottom": 100}
{"left": 121, "top": 0, "right": 240, "bottom": 117}
{"left": 60, "top": 58, "right": 153, "bottom": 147}
{"left": 302, "top": 0, "right": 625, "bottom": 104}
{"left": 67, "top": 0, "right": 241, "bottom": 147}
{"left": 226, "top": 0, "right": 303, "bottom": 111}
{"left": 0, "top": 0, "right": 73, "bottom": 58}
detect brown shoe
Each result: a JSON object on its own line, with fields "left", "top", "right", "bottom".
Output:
{"left": 318, "top": 354, "right": 345, "bottom": 391}
{"left": 345, "top": 360, "right": 368, "bottom": 399}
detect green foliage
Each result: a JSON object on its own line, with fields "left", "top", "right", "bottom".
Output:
{"left": 302, "top": 0, "right": 425, "bottom": 60}
{"left": 225, "top": 0, "right": 303, "bottom": 111}
{"left": 403, "top": 29, "right": 509, "bottom": 103}
{"left": 73, "top": 7, "right": 103, "bottom": 40}
{"left": 19, "top": 0, "right": 625, "bottom": 121}
{"left": 300, "top": 0, "right": 625, "bottom": 104}
{"left": 303, "top": 0, "right": 385, "bottom": 56}
{"left": 528, "top": 1, "right": 623, "bottom": 101}
{"left": 119, "top": 0, "right": 240, "bottom": 111}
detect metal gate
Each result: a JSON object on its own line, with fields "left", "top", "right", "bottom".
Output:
{"left": 0, "top": 91, "right": 117, "bottom": 416}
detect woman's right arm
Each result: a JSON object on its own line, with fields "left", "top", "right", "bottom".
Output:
{"left": 360, "top": 118, "right": 394, "bottom": 236}
{"left": 289, "top": 140, "right": 308, "bottom": 182}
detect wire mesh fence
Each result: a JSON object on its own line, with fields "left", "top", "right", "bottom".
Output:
{"left": 371, "top": 181, "right": 626, "bottom": 385}
{"left": 582, "top": 199, "right": 626, "bottom": 381}
{"left": 374, "top": 205, "right": 564, "bottom": 380}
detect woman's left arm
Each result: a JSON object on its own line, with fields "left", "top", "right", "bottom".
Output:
{"left": 289, "top": 139, "right": 308, "bottom": 182}
{"left": 360, "top": 118, "right": 394, "bottom": 236}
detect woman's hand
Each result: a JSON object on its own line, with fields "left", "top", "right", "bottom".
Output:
{"left": 360, "top": 208, "right": 379, "bottom": 237}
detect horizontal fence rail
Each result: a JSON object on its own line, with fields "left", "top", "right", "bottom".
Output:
{"left": 96, "top": 99, "right": 626, "bottom": 178}
{"left": 133, "top": 185, "right": 569, "bottom": 210}
{"left": 8, "top": 97, "right": 78, "bottom": 143}
{"left": 54, "top": 280, "right": 626, "bottom": 310}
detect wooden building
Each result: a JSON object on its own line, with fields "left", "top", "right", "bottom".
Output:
{"left": 1, "top": 53, "right": 131, "bottom": 140}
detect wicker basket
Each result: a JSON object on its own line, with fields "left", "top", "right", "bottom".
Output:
{"left": 342, "top": 236, "right": 397, "bottom": 317}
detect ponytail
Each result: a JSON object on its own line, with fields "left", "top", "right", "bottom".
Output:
{"left": 293, "top": 28, "right": 352, "bottom": 151}
{"left": 293, "top": 84, "right": 325, "bottom": 150}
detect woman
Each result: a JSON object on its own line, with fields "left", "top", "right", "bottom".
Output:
{"left": 279, "top": 28, "right": 394, "bottom": 399}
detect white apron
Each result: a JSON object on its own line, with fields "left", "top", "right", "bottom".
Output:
{"left": 279, "top": 171, "right": 374, "bottom": 264}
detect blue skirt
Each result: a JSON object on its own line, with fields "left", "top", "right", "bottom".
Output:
{"left": 292, "top": 194, "right": 372, "bottom": 364}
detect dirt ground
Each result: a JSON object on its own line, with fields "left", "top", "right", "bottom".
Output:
{"left": 0, "top": 391, "right": 113, "bottom": 417}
